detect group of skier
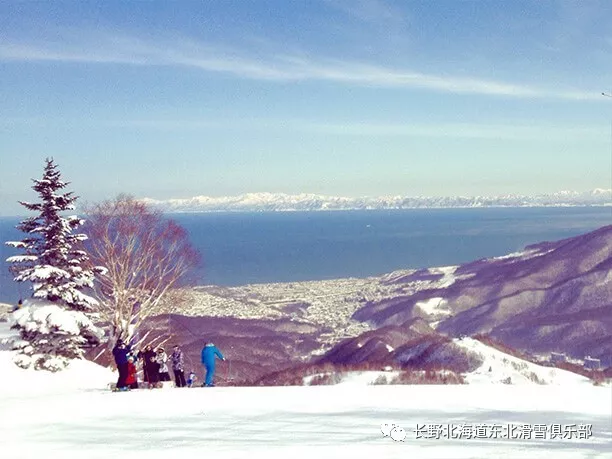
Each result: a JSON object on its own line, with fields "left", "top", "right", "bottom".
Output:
{"left": 112, "top": 339, "right": 225, "bottom": 391}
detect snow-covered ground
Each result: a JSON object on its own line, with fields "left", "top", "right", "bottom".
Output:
{"left": 454, "top": 337, "right": 594, "bottom": 385}
{"left": 0, "top": 322, "right": 610, "bottom": 458}
{"left": 415, "top": 296, "right": 453, "bottom": 325}
{"left": 0, "top": 354, "right": 610, "bottom": 458}
{"left": 302, "top": 369, "right": 403, "bottom": 386}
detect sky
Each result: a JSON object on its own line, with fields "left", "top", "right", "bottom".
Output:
{"left": 1, "top": 0, "right": 612, "bottom": 216}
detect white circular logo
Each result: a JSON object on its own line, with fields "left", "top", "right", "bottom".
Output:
{"left": 380, "top": 422, "right": 396, "bottom": 437}
{"left": 390, "top": 426, "right": 407, "bottom": 442}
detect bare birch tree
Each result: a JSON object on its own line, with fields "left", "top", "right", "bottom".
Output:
{"left": 82, "top": 194, "right": 200, "bottom": 347}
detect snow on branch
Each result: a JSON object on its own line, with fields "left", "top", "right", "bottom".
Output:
{"left": 7, "top": 299, "right": 104, "bottom": 371}
{"left": 5, "top": 241, "right": 28, "bottom": 248}
{"left": 5, "top": 255, "right": 38, "bottom": 263}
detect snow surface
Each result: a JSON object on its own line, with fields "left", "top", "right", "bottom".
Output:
{"left": 415, "top": 296, "right": 452, "bottom": 317}
{"left": 0, "top": 323, "right": 610, "bottom": 458}
{"left": 302, "top": 370, "right": 402, "bottom": 386}
{"left": 492, "top": 247, "right": 554, "bottom": 262}
{"left": 0, "top": 349, "right": 114, "bottom": 394}
{"left": 454, "top": 337, "right": 594, "bottom": 385}
{"left": 428, "top": 266, "right": 459, "bottom": 288}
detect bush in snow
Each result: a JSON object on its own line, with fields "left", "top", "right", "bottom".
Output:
{"left": 4, "top": 158, "right": 105, "bottom": 371}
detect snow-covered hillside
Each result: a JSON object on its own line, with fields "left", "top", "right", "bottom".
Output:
{"left": 454, "top": 337, "right": 592, "bottom": 385}
{"left": 141, "top": 189, "right": 612, "bottom": 212}
{"left": 303, "top": 369, "right": 402, "bottom": 386}
{"left": 0, "top": 322, "right": 114, "bottom": 394}
{"left": 354, "top": 224, "right": 612, "bottom": 367}
{"left": 0, "top": 350, "right": 114, "bottom": 395}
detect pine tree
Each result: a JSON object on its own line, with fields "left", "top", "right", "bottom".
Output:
{"left": 5, "top": 158, "right": 104, "bottom": 371}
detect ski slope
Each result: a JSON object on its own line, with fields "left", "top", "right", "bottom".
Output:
{"left": 0, "top": 322, "right": 610, "bottom": 458}
{"left": 454, "top": 337, "right": 594, "bottom": 385}
{"left": 0, "top": 354, "right": 609, "bottom": 458}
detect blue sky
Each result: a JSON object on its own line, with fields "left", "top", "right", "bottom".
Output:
{"left": 1, "top": 0, "right": 611, "bottom": 216}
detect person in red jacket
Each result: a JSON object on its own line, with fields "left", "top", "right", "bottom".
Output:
{"left": 125, "top": 356, "right": 139, "bottom": 389}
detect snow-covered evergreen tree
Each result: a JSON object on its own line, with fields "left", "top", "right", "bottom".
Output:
{"left": 5, "top": 158, "right": 104, "bottom": 371}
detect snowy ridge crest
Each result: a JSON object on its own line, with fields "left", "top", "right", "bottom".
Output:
{"left": 141, "top": 189, "right": 612, "bottom": 212}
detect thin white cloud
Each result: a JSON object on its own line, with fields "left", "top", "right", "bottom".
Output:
{"left": 0, "top": 33, "right": 601, "bottom": 100}
{"left": 295, "top": 121, "right": 607, "bottom": 140}
{"left": 323, "top": 0, "right": 406, "bottom": 26}
{"left": 4, "top": 115, "right": 603, "bottom": 142}
{"left": 0, "top": 43, "right": 144, "bottom": 64}
{"left": 112, "top": 119, "right": 606, "bottom": 140}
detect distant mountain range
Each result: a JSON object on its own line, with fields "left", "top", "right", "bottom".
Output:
{"left": 142, "top": 189, "right": 611, "bottom": 212}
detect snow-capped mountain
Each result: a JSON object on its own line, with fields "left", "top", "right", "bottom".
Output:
{"left": 141, "top": 189, "right": 611, "bottom": 212}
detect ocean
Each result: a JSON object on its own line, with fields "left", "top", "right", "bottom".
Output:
{"left": 0, "top": 206, "right": 610, "bottom": 304}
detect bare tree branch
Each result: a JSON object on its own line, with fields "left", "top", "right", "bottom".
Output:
{"left": 82, "top": 195, "right": 200, "bottom": 346}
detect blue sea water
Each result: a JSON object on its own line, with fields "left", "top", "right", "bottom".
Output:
{"left": 0, "top": 207, "right": 610, "bottom": 304}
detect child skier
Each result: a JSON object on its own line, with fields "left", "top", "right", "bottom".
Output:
{"left": 187, "top": 371, "right": 197, "bottom": 388}
{"left": 125, "top": 355, "right": 139, "bottom": 390}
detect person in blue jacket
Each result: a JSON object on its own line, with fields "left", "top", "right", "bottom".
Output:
{"left": 201, "top": 342, "right": 225, "bottom": 387}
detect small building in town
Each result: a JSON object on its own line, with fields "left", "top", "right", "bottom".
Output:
{"left": 550, "top": 352, "right": 567, "bottom": 364}
{"left": 583, "top": 356, "right": 601, "bottom": 370}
